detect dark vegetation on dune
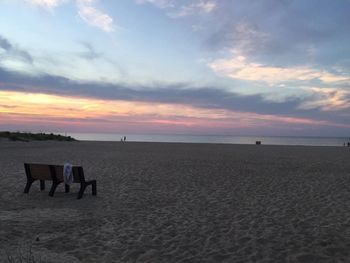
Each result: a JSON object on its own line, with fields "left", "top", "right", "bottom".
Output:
{"left": 0, "top": 131, "right": 76, "bottom": 142}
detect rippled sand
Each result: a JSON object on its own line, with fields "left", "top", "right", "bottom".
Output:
{"left": 0, "top": 141, "right": 349, "bottom": 262}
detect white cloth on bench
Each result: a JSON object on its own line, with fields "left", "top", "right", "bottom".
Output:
{"left": 63, "top": 163, "right": 74, "bottom": 185}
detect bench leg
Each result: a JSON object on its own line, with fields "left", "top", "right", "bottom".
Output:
{"left": 77, "top": 184, "right": 86, "bottom": 199}
{"left": 49, "top": 182, "right": 60, "bottom": 197}
{"left": 65, "top": 184, "right": 70, "bottom": 193}
{"left": 92, "top": 181, "right": 97, "bottom": 196}
{"left": 24, "top": 179, "right": 34, "bottom": 193}
{"left": 40, "top": 180, "right": 45, "bottom": 191}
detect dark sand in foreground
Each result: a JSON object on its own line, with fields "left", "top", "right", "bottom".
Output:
{"left": 0, "top": 141, "right": 349, "bottom": 262}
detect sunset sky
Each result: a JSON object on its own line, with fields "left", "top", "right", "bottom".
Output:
{"left": 1, "top": 0, "right": 350, "bottom": 136}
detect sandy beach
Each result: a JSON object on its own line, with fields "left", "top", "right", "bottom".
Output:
{"left": 0, "top": 141, "right": 349, "bottom": 262}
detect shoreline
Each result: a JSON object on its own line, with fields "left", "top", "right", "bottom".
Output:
{"left": 1, "top": 138, "right": 349, "bottom": 148}
{"left": 51, "top": 132, "right": 350, "bottom": 147}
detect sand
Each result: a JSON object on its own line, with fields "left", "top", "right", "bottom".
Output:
{"left": 0, "top": 141, "right": 349, "bottom": 262}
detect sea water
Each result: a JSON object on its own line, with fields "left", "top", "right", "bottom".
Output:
{"left": 64, "top": 133, "right": 349, "bottom": 147}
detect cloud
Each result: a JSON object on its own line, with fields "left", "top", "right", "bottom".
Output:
{"left": 136, "top": 0, "right": 174, "bottom": 9}
{"left": 1, "top": 35, "right": 349, "bottom": 123}
{"left": 0, "top": 65, "right": 289, "bottom": 114}
{"left": 206, "top": 22, "right": 269, "bottom": 56}
{"left": 0, "top": 35, "right": 33, "bottom": 64}
{"left": 171, "top": 1, "right": 217, "bottom": 17}
{"left": 137, "top": 0, "right": 216, "bottom": 17}
{"left": 196, "top": 1, "right": 216, "bottom": 13}
{"left": 200, "top": 0, "right": 350, "bottom": 76}
{"left": 78, "top": 42, "right": 101, "bottom": 60}
{"left": 25, "top": 0, "right": 66, "bottom": 9}
{"left": 0, "top": 34, "right": 126, "bottom": 83}
{"left": 25, "top": 0, "right": 115, "bottom": 32}
{"left": 209, "top": 54, "right": 350, "bottom": 85}
{"left": 299, "top": 87, "right": 350, "bottom": 111}
{"left": 1, "top": 61, "right": 350, "bottom": 136}
{"left": 0, "top": 63, "right": 348, "bottom": 118}
{"left": 2, "top": 88, "right": 349, "bottom": 136}
{"left": 77, "top": 0, "right": 115, "bottom": 32}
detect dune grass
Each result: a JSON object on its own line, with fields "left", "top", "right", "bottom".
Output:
{"left": 0, "top": 131, "right": 76, "bottom": 142}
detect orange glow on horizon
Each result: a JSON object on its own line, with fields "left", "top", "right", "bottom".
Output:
{"left": 0, "top": 90, "right": 343, "bottom": 133}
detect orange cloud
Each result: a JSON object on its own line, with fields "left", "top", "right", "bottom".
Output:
{"left": 0, "top": 90, "right": 344, "bottom": 133}
{"left": 299, "top": 87, "right": 350, "bottom": 111}
{"left": 209, "top": 55, "right": 350, "bottom": 85}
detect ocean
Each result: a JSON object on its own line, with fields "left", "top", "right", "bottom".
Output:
{"left": 65, "top": 133, "right": 349, "bottom": 147}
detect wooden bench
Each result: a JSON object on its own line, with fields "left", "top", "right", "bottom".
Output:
{"left": 24, "top": 163, "right": 97, "bottom": 199}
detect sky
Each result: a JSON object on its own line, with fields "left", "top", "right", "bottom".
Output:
{"left": 0, "top": 0, "right": 350, "bottom": 136}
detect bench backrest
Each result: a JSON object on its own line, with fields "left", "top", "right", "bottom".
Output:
{"left": 26, "top": 164, "right": 51, "bottom": 180}
{"left": 50, "top": 165, "right": 82, "bottom": 183}
{"left": 25, "top": 163, "right": 84, "bottom": 183}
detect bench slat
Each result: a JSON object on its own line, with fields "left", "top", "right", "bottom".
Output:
{"left": 29, "top": 164, "right": 51, "bottom": 180}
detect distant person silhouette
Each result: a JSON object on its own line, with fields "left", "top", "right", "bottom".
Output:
{"left": 124, "top": 136, "right": 126, "bottom": 142}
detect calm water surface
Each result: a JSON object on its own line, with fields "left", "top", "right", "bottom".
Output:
{"left": 65, "top": 133, "right": 349, "bottom": 147}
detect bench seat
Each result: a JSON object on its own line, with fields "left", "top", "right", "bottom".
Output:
{"left": 24, "top": 163, "right": 97, "bottom": 199}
